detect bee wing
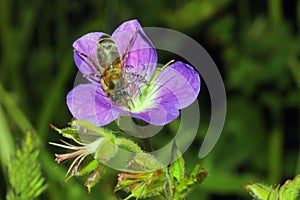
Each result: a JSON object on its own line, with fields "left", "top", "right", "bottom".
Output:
{"left": 112, "top": 20, "right": 157, "bottom": 82}
{"left": 97, "top": 36, "right": 121, "bottom": 68}
{"left": 73, "top": 32, "right": 107, "bottom": 83}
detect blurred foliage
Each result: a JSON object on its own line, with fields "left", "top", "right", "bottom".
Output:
{"left": 0, "top": 0, "right": 299, "bottom": 199}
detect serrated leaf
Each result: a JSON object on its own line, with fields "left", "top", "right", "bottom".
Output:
{"left": 278, "top": 175, "right": 300, "bottom": 199}
{"left": 6, "top": 131, "right": 46, "bottom": 200}
{"left": 115, "top": 168, "right": 167, "bottom": 199}
{"left": 243, "top": 175, "right": 300, "bottom": 200}
{"left": 116, "top": 151, "right": 207, "bottom": 199}
{"left": 169, "top": 143, "right": 185, "bottom": 184}
{"left": 243, "top": 182, "right": 276, "bottom": 200}
{"left": 173, "top": 164, "right": 208, "bottom": 199}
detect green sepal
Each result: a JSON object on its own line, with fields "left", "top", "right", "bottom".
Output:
{"left": 84, "top": 165, "right": 106, "bottom": 195}
{"left": 70, "top": 120, "right": 115, "bottom": 141}
{"left": 64, "top": 159, "right": 101, "bottom": 183}
{"left": 116, "top": 150, "right": 207, "bottom": 199}
{"left": 115, "top": 137, "right": 143, "bottom": 153}
{"left": 127, "top": 153, "right": 163, "bottom": 172}
{"left": 173, "top": 164, "right": 208, "bottom": 199}
{"left": 49, "top": 123, "right": 80, "bottom": 142}
{"left": 115, "top": 169, "right": 167, "bottom": 199}
{"left": 115, "top": 153, "right": 167, "bottom": 199}
{"left": 95, "top": 137, "right": 117, "bottom": 163}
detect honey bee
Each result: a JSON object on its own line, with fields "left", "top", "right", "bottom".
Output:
{"left": 96, "top": 35, "right": 130, "bottom": 107}
{"left": 75, "top": 31, "right": 144, "bottom": 108}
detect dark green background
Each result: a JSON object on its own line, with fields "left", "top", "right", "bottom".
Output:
{"left": 0, "top": 0, "right": 299, "bottom": 199}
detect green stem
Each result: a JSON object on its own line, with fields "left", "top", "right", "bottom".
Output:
{"left": 297, "top": 0, "right": 300, "bottom": 30}
{"left": 268, "top": 0, "right": 282, "bottom": 25}
{"left": 288, "top": 58, "right": 300, "bottom": 173}
{"left": 297, "top": 102, "right": 300, "bottom": 174}
{"left": 116, "top": 138, "right": 143, "bottom": 153}
{"left": 132, "top": 117, "right": 153, "bottom": 152}
{"left": 143, "top": 138, "right": 153, "bottom": 152}
{"left": 268, "top": 125, "right": 283, "bottom": 183}
{"left": 267, "top": 94, "right": 283, "bottom": 183}
{"left": 0, "top": 105, "right": 14, "bottom": 166}
{"left": 237, "top": 0, "right": 250, "bottom": 30}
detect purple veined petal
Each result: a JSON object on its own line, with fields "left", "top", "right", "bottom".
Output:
{"left": 66, "top": 84, "right": 124, "bottom": 126}
{"left": 130, "top": 98, "right": 180, "bottom": 126}
{"left": 112, "top": 19, "right": 157, "bottom": 81}
{"left": 129, "top": 62, "right": 199, "bottom": 125}
{"left": 153, "top": 61, "right": 200, "bottom": 109}
{"left": 130, "top": 86, "right": 180, "bottom": 125}
{"left": 73, "top": 32, "right": 107, "bottom": 83}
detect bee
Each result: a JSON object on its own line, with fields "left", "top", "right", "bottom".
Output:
{"left": 96, "top": 35, "right": 130, "bottom": 107}
{"left": 75, "top": 31, "right": 145, "bottom": 108}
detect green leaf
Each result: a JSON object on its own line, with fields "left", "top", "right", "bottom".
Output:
{"left": 243, "top": 175, "right": 300, "bottom": 200}
{"left": 278, "top": 175, "right": 300, "bottom": 199}
{"left": 169, "top": 143, "right": 185, "bottom": 184}
{"left": 242, "top": 183, "right": 273, "bottom": 200}
{"left": 116, "top": 150, "right": 207, "bottom": 199}
{"left": 173, "top": 164, "right": 208, "bottom": 199}
{"left": 6, "top": 131, "right": 47, "bottom": 200}
{"left": 115, "top": 168, "right": 167, "bottom": 199}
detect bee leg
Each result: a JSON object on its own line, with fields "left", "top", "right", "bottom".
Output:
{"left": 121, "top": 66, "right": 127, "bottom": 79}
{"left": 83, "top": 73, "right": 103, "bottom": 78}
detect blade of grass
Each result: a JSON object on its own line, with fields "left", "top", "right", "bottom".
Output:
{"left": 0, "top": 82, "right": 33, "bottom": 132}
{"left": 0, "top": 105, "right": 14, "bottom": 166}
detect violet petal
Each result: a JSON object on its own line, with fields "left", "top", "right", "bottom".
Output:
{"left": 112, "top": 19, "right": 157, "bottom": 81}
{"left": 130, "top": 87, "right": 180, "bottom": 125}
{"left": 154, "top": 61, "right": 200, "bottom": 109}
{"left": 66, "top": 84, "right": 124, "bottom": 126}
{"left": 130, "top": 61, "right": 200, "bottom": 125}
{"left": 73, "top": 32, "right": 107, "bottom": 83}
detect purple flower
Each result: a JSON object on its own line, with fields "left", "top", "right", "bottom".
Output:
{"left": 67, "top": 19, "right": 200, "bottom": 126}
